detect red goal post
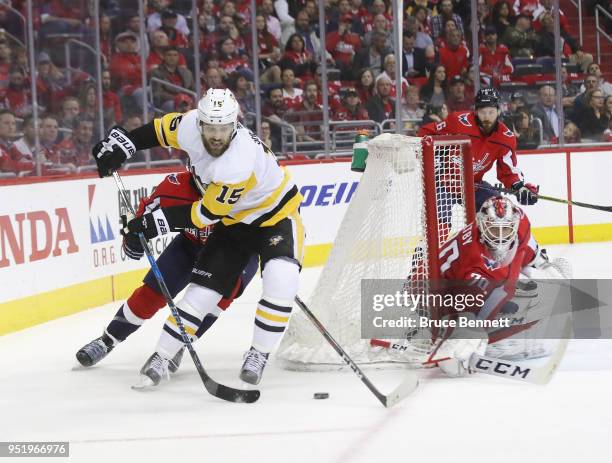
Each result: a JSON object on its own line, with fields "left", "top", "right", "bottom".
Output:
{"left": 422, "top": 135, "right": 477, "bottom": 280}
{"left": 276, "top": 134, "right": 477, "bottom": 370}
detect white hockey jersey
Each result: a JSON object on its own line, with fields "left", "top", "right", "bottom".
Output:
{"left": 153, "top": 110, "right": 302, "bottom": 227}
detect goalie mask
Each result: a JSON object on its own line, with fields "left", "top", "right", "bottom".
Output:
{"left": 477, "top": 196, "right": 520, "bottom": 262}
{"left": 197, "top": 88, "right": 239, "bottom": 157}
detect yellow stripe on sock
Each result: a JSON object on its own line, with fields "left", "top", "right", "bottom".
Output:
{"left": 166, "top": 315, "right": 197, "bottom": 336}
{"left": 256, "top": 308, "right": 290, "bottom": 323}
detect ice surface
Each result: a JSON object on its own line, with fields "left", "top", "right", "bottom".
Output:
{"left": 0, "top": 243, "right": 611, "bottom": 463}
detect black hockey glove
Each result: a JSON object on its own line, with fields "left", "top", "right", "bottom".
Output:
{"left": 121, "top": 209, "right": 172, "bottom": 241}
{"left": 92, "top": 126, "right": 137, "bottom": 178}
{"left": 120, "top": 215, "right": 145, "bottom": 260}
{"left": 512, "top": 181, "right": 539, "bottom": 205}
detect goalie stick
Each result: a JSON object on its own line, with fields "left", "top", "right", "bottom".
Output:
{"left": 371, "top": 316, "right": 571, "bottom": 385}
{"left": 481, "top": 184, "right": 612, "bottom": 213}
{"left": 113, "top": 172, "right": 260, "bottom": 404}
{"left": 295, "top": 296, "right": 418, "bottom": 408}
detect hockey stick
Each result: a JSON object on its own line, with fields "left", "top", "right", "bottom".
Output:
{"left": 480, "top": 184, "right": 612, "bottom": 213}
{"left": 112, "top": 172, "right": 260, "bottom": 404}
{"left": 294, "top": 295, "right": 418, "bottom": 408}
{"left": 372, "top": 316, "right": 571, "bottom": 385}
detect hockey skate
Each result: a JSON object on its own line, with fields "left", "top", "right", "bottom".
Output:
{"left": 240, "top": 347, "right": 269, "bottom": 385}
{"left": 133, "top": 352, "right": 170, "bottom": 389}
{"left": 75, "top": 333, "right": 115, "bottom": 367}
{"left": 515, "top": 279, "right": 538, "bottom": 297}
{"left": 132, "top": 348, "right": 185, "bottom": 390}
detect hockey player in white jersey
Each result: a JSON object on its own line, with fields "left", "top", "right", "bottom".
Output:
{"left": 92, "top": 89, "right": 305, "bottom": 386}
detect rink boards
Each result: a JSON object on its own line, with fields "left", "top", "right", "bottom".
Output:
{"left": 1, "top": 147, "right": 611, "bottom": 334}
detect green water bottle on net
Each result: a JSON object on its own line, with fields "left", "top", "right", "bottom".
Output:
{"left": 351, "top": 130, "right": 369, "bottom": 172}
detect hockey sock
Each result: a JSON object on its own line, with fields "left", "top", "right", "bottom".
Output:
{"left": 251, "top": 258, "right": 299, "bottom": 353}
{"left": 156, "top": 284, "right": 224, "bottom": 358}
{"left": 106, "top": 302, "right": 146, "bottom": 343}
{"left": 252, "top": 297, "right": 292, "bottom": 353}
{"left": 106, "top": 284, "right": 166, "bottom": 343}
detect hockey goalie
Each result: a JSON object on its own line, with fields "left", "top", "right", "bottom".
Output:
{"left": 427, "top": 196, "right": 569, "bottom": 377}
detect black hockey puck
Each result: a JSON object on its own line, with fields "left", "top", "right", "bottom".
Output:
{"left": 313, "top": 392, "right": 329, "bottom": 399}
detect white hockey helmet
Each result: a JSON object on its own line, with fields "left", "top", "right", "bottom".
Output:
{"left": 476, "top": 196, "right": 520, "bottom": 261}
{"left": 197, "top": 88, "right": 240, "bottom": 136}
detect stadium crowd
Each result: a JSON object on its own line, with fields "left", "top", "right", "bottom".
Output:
{"left": 1, "top": 0, "right": 612, "bottom": 177}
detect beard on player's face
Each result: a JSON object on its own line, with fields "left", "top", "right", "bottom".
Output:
{"left": 203, "top": 135, "right": 231, "bottom": 157}
{"left": 476, "top": 107, "right": 499, "bottom": 134}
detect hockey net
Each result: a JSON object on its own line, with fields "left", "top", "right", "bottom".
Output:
{"left": 276, "top": 134, "right": 476, "bottom": 370}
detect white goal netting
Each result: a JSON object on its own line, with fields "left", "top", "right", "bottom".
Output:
{"left": 277, "top": 134, "right": 474, "bottom": 370}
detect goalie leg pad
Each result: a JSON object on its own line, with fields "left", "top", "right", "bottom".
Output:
{"left": 252, "top": 258, "right": 299, "bottom": 353}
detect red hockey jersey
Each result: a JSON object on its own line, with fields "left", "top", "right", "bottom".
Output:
{"left": 439, "top": 210, "right": 537, "bottom": 320}
{"left": 135, "top": 171, "right": 212, "bottom": 245}
{"left": 418, "top": 111, "right": 523, "bottom": 188}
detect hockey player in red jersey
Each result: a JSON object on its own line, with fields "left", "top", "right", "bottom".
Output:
{"left": 433, "top": 196, "right": 550, "bottom": 376}
{"left": 76, "top": 171, "right": 259, "bottom": 383}
{"left": 417, "top": 87, "right": 539, "bottom": 209}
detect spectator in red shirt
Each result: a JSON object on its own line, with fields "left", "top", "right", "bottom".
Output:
{"left": 280, "top": 33, "right": 316, "bottom": 80}
{"left": 160, "top": 9, "right": 189, "bottom": 50}
{"left": 39, "top": 0, "right": 87, "bottom": 41}
{"left": 479, "top": 25, "right": 514, "bottom": 81}
{"left": 101, "top": 70, "right": 121, "bottom": 128}
{"left": 58, "top": 115, "right": 94, "bottom": 167}
{"left": 1, "top": 67, "right": 31, "bottom": 117}
{"left": 247, "top": 13, "right": 282, "bottom": 84}
{"left": 0, "top": 40, "right": 11, "bottom": 88}
{"left": 98, "top": 14, "right": 113, "bottom": 60}
{"left": 35, "top": 52, "right": 70, "bottom": 113}
{"left": 377, "top": 54, "right": 409, "bottom": 103}
{"left": 446, "top": 75, "right": 474, "bottom": 112}
{"left": 147, "top": 29, "right": 187, "bottom": 73}
{"left": 356, "top": 68, "right": 375, "bottom": 104}
{"left": 108, "top": 32, "right": 143, "bottom": 100}
{"left": 326, "top": 14, "right": 362, "bottom": 79}
{"left": 39, "top": 114, "right": 62, "bottom": 164}
{"left": 281, "top": 67, "right": 303, "bottom": 110}
{"left": 333, "top": 88, "right": 369, "bottom": 122}
{"left": 262, "top": 86, "right": 289, "bottom": 123}
{"left": 0, "top": 109, "right": 32, "bottom": 174}
{"left": 217, "top": 37, "right": 252, "bottom": 81}
{"left": 10, "top": 114, "right": 37, "bottom": 175}
{"left": 292, "top": 81, "right": 323, "bottom": 142}
{"left": 260, "top": 0, "right": 282, "bottom": 41}
{"left": 151, "top": 46, "right": 195, "bottom": 111}
{"left": 438, "top": 29, "right": 469, "bottom": 81}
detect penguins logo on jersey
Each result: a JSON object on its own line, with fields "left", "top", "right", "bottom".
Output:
{"left": 269, "top": 235, "right": 284, "bottom": 246}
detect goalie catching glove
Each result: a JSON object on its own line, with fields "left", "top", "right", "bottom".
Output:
{"left": 512, "top": 181, "right": 539, "bottom": 206}
{"left": 92, "top": 126, "right": 137, "bottom": 178}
